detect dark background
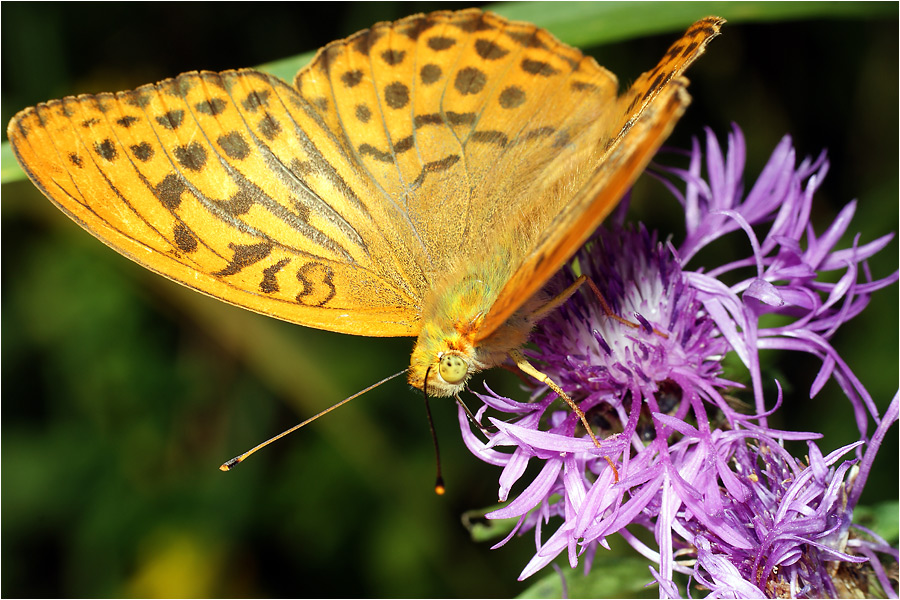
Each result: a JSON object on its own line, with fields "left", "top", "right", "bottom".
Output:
{"left": 3, "top": 2, "right": 897, "bottom": 597}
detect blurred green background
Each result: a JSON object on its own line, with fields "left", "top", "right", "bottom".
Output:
{"left": 2, "top": 2, "right": 897, "bottom": 597}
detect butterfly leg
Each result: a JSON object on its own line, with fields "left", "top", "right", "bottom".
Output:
{"left": 508, "top": 348, "right": 619, "bottom": 482}
{"left": 534, "top": 274, "right": 668, "bottom": 338}
{"left": 455, "top": 394, "right": 497, "bottom": 437}
{"left": 529, "top": 274, "right": 588, "bottom": 321}
{"left": 583, "top": 277, "right": 669, "bottom": 338}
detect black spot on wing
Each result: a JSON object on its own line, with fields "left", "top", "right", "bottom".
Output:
{"left": 381, "top": 49, "right": 406, "bottom": 65}
{"left": 471, "top": 130, "right": 507, "bottom": 147}
{"left": 453, "top": 12, "right": 493, "bottom": 33}
{"left": 214, "top": 242, "right": 273, "bottom": 277}
{"left": 521, "top": 59, "right": 559, "bottom": 76}
{"left": 173, "top": 223, "right": 198, "bottom": 253}
{"left": 174, "top": 142, "right": 207, "bottom": 172}
{"left": 384, "top": 82, "right": 410, "bottom": 109}
{"left": 420, "top": 64, "right": 442, "bottom": 85}
{"left": 258, "top": 112, "right": 282, "bottom": 140}
{"left": 412, "top": 154, "right": 461, "bottom": 187}
{"left": 571, "top": 81, "right": 597, "bottom": 92}
{"left": 523, "top": 126, "right": 555, "bottom": 142}
{"left": 156, "top": 110, "right": 185, "bottom": 130}
{"left": 455, "top": 67, "right": 487, "bottom": 95}
{"left": 195, "top": 98, "right": 227, "bottom": 116}
{"left": 475, "top": 39, "right": 509, "bottom": 60}
{"left": 295, "top": 261, "right": 336, "bottom": 307}
{"left": 427, "top": 36, "right": 455, "bottom": 51}
{"left": 359, "top": 143, "right": 393, "bottom": 163}
{"left": 446, "top": 111, "right": 476, "bottom": 126}
{"left": 498, "top": 86, "right": 525, "bottom": 109}
{"left": 216, "top": 190, "right": 255, "bottom": 216}
{"left": 217, "top": 131, "right": 250, "bottom": 160}
{"left": 341, "top": 70, "right": 363, "bottom": 88}
{"left": 355, "top": 104, "right": 372, "bottom": 123}
{"left": 155, "top": 174, "right": 187, "bottom": 210}
{"left": 131, "top": 142, "right": 154, "bottom": 162}
{"left": 260, "top": 258, "right": 291, "bottom": 294}
{"left": 94, "top": 139, "right": 118, "bottom": 161}
{"left": 393, "top": 135, "right": 414, "bottom": 153}
{"left": 242, "top": 89, "right": 270, "bottom": 112}
{"left": 353, "top": 28, "right": 383, "bottom": 55}
{"left": 414, "top": 113, "right": 442, "bottom": 128}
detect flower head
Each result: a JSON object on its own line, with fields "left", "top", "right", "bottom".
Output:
{"left": 459, "top": 125, "right": 898, "bottom": 597}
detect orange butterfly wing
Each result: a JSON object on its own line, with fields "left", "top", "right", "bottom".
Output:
{"left": 8, "top": 70, "right": 427, "bottom": 337}
{"left": 475, "top": 17, "right": 724, "bottom": 342}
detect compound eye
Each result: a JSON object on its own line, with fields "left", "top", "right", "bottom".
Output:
{"left": 438, "top": 354, "right": 468, "bottom": 385}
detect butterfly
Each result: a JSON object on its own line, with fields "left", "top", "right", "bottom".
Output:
{"left": 8, "top": 9, "right": 722, "bottom": 449}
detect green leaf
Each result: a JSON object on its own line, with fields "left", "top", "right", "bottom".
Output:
{"left": 461, "top": 504, "right": 519, "bottom": 543}
{"left": 518, "top": 556, "right": 661, "bottom": 599}
{"left": 4, "top": 0, "right": 894, "bottom": 185}
{"left": 1, "top": 141, "right": 20, "bottom": 182}
{"left": 853, "top": 500, "right": 900, "bottom": 545}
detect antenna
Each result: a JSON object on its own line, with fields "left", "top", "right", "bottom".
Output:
{"left": 220, "top": 368, "right": 408, "bottom": 471}
{"left": 423, "top": 395, "right": 445, "bottom": 495}
{"left": 422, "top": 364, "right": 445, "bottom": 495}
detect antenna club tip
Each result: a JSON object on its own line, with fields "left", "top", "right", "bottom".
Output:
{"left": 219, "top": 457, "right": 242, "bottom": 472}
{"left": 434, "top": 477, "right": 446, "bottom": 496}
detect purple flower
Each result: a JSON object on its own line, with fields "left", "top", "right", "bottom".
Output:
{"left": 459, "top": 125, "right": 898, "bottom": 597}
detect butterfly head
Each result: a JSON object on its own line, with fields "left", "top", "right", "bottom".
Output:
{"left": 408, "top": 312, "right": 491, "bottom": 397}
{"left": 436, "top": 353, "right": 469, "bottom": 387}
{"left": 411, "top": 347, "right": 480, "bottom": 397}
